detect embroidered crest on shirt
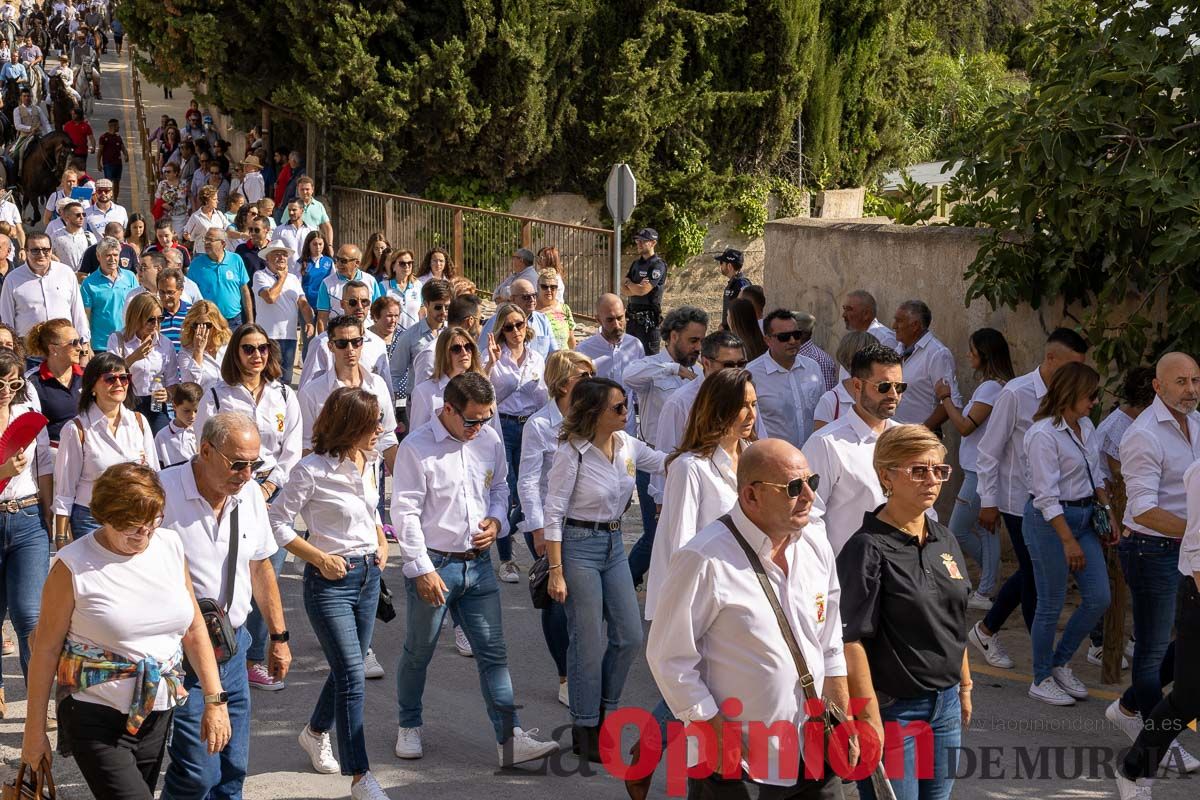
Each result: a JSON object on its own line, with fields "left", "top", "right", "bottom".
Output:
{"left": 815, "top": 592, "right": 826, "bottom": 623}
{"left": 275, "top": 412, "right": 285, "bottom": 433}
{"left": 626, "top": 457, "right": 635, "bottom": 477}
{"left": 483, "top": 469, "right": 493, "bottom": 489}
{"left": 942, "top": 553, "right": 964, "bottom": 580}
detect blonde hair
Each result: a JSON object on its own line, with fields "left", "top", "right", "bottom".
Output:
{"left": 431, "top": 326, "right": 483, "bottom": 380}
{"left": 198, "top": 185, "right": 218, "bottom": 205}
{"left": 122, "top": 292, "right": 162, "bottom": 342}
{"left": 544, "top": 350, "right": 594, "bottom": 399}
{"left": 873, "top": 424, "right": 947, "bottom": 491}
{"left": 494, "top": 303, "right": 533, "bottom": 345}
{"left": 25, "top": 318, "right": 74, "bottom": 357}
{"left": 180, "top": 300, "right": 232, "bottom": 352}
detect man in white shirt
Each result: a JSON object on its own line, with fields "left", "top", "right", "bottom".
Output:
{"left": 315, "top": 244, "right": 378, "bottom": 327}
{"left": 0, "top": 231, "right": 90, "bottom": 341}
{"left": 83, "top": 177, "right": 128, "bottom": 238}
{"left": 0, "top": 186, "right": 25, "bottom": 249}
{"left": 1106, "top": 352, "right": 1200, "bottom": 772}
{"left": 624, "top": 304, "right": 708, "bottom": 587}
{"left": 970, "top": 327, "right": 1088, "bottom": 668}
{"left": 388, "top": 278, "right": 452, "bottom": 401}
{"left": 478, "top": 278, "right": 558, "bottom": 359}
{"left": 841, "top": 289, "right": 898, "bottom": 352}
{"left": 575, "top": 293, "right": 644, "bottom": 435}
{"left": 748, "top": 308, "right": 825, "bottom": 448}
{"left": 391, "top": 372, "right": 558, "bottom": 767}
{"left": 492, "top": 247, "right": 539, "bottom": 303}
{"left": 647, "top": 438, "right": 852, "bottom": 795}
{"left": 268, "top": 199, "right": 314, "bottom": 274}
{"left": 298, "top": 282, "right": 390, "bottom": 389}
{"left": 239, "top": 154, "right": 265, "bottom": 204}
{"left": 159, "top": 412, "right": 292, "bottom": 800}
{"left": 50, "top": 200, "right": 98, "bottom": 275}
{"left": 802, "top": 343, "right": 903, "bottom": 553}
{"left": 891, "top": 300, "right": 961, "bottom": 428}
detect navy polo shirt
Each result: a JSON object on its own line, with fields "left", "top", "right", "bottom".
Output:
{"left": 30, "top": 362, "right": 84, "bottom": 446}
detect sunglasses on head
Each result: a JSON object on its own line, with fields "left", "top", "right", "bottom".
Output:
{"left": 449, "top": 342, "right": 475, "bottom": 355}
{"left": 240, "top": 342, "right": 270, "bottom": 356}
{"left": 754, "top": 474, "right": 820, "bottom": 497}
{"left": 214, "top": 448, "right": 265, "bottom": 474}
{"left": 500, "top": 320, "right": 526, "bottom": 333}
{"left": 870, "top": 381, "right": 908, "bottom": 395}
{"left": 332, "top": 336, "right": 364, "bottom": 350}
{"left": 770, "top": 330, "right": 805, "bottom": 343}
{"left": 100, "top": 372, "right": 130, "bottom": 386}
{"left": 889, "top": 464, "right": 953, "bottom": 482}
{"left": 452, "top": 405, "right": 493, "bottom": 428}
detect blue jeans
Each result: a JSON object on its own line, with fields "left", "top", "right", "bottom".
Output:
{"left": 524, "top": 530, "right": 568, "bottom": 677}
{"left": 982, "top": 512, "right": 1036, "bottom": 633}
{"left": 0, "top": 505, "right": 49, "bottom": 690}
{"left": 303, "top": 555, "right": 380, "bottom": 777}
{"left": 161, "top": 627, "right": 252, "bottom": 800}
{"left": 70, "top": 503, "right": 101, "bottom": 538}
{"left": 947, "top": 470, "right": 1000, "bottom": 597}
{"left": 277, "top": 338, "right": 297, "bottom": 387}
{"left": 1023, "top": 499, "right": 1110, "bottom": 683}
{"left": 627, "top": 469, "right": 658, "bottom": 587}
{"left": 1119, "top": 534, "right": 1183, "bottom": 717}
{"left": 561, "top": 524, "right": 643, "bottom": 726}
{"left": 496, "top": 415, "right": 527, "bottom": 563}
{"left": 225, "top": 313, "right": 244, "bottom": 330}
{"left": 396, "top": 550, "right": 520, "bottom": 743}
{"left": 245, "top": 546, "right": 287, "bottom": 664}
{"left": 857, "top": 686, "right": 961, "bottom": 800}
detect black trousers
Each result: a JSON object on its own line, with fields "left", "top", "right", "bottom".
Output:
{"left": 687, "top": 762, "right": 842, "bottom": 800}
{"left": 1123, "top": 576, "right": 1200, "bottom": 779}
{"left": 61, "top": 696, "right": 173, "bottom": 800}
{"left": 627, "top": 308, "right": 661, "bottom": 355}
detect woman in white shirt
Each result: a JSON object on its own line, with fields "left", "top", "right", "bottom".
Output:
{"left": 179, "top": 300, "right": 231, "bottom": 388}
{"left": 253, "top": 242, "right": 314, "bottom": 387}
{"left": 1022, "top": 362, "right": 1117, "bottom": 707}
{"left": 106, "top": 292, "right": 179, "bottom": 435}
{"left": 517, "top": 350, "right": 594, "bottom": 705}
{"left": 936, "top": 328, "right": 1014, "bottom": 608}
{"left": 268, "top": 387, "right": 388, "bottom": 797}
{"left": 543, "top": 377, "right": 665, "bottom": 762}
{"left": 380, "top": 249, "right": 421, "bottom": 329}
{"left": 485, "top": 303, "right": 547, "bottom": 583}
{"left": 53, "top": 352, "right": 159, "bottom": 542}
{"left": 812, "top": 330, "right": 877, "bottom": 431}
{"left": 22, "top": 463, "right": 229, "bottom": 798}
{"left": 182, "top": 185, "right": 226, "bottom": 247}
{"left": 409, "top": 326, "right": 499, "bottom": 435}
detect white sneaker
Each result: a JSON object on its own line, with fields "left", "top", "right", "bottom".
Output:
{"left": 1115, "top": 773, "right": 1154, "bottom": 800}
{"left": 557, "top": 680, "right": 569, "bottom": 707}
{"left": 1125, "top": 638, "right": 1136, "bottom": 660}
{"left": 454, "top": 626, "right": 474, "bottom": 658}
{"left": 1051, "top": 665, "right": 1089, "bottom": 700}
{"left": 1105, "top": 699, "right": 1144, "bottom": 742}
{"left": 968, "top": 621, "right": 1014, "bottom": 669}
{"left": 498, "top": 560, "right": 520, "bottom": 583}
{"left": 395, "top": 726, "right": 423, "bottom": 759}
{"left": 351, "top": 771, "right": 392, "bottom": 800}
{"left": 499, "top": 726, "right": 559, "bottom": 767}
{"left": 967, "top": 591, "right": 993, "bottom": 611}
{"left": 1086, "top": 644, "right": 1129, "bottom": 669}
{"left": 1162, "top": 741, "right": 1200, "bottom": 774}
{"left": 1029, "top": 677, "right": 1075, "bottom": 706}
{"left": 363, "top": 648, "right": 384, "bottom": 679}
{"left": 298, "top": 725, "right": 339, "bottom": 774}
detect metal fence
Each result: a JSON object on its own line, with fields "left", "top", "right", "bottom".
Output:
{"left": 331, "top": 187, "right": 615, "bottom": 314}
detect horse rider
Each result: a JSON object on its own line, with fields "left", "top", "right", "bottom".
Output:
{"left": 69, "top": 29, "right": 98, "bottom": 100}
{"left": 0, "top": 50, "right": 28, "bottom": 86}
{"left": 11, "top": 86, "right": 51, "bottom": 171}
{"left": 48, "top": 54, "right": 81, "bottom": 105}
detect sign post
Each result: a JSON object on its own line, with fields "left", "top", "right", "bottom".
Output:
{"left": 605, "top": 164, "right": 637, "bottom": 294}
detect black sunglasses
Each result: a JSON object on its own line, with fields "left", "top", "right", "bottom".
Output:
{"left": 100, "top": 372, "right": 130, "bottom": 386}
{"left": 332, "top": 336, "right": 364, "bottom": 350}
{"left": 715, "top": 359, "right": 749, "bottom": 369}
{"left": 538, "top": 283, "right": 559, "bottom": 291}
{"left": 770, "top": 330, "right": 805, "bottom": 343}
{"left": 501, "top": 320, "right": 526, "bottom": 333}
{"left": 449, "top": 343, "right": 475, "bottom": 355}
{"left": 335, "top": 256, "right": 360, "bottom": 264}
{"left": 451, "top": 405, "right": 493, "bottom": 428}
{"left": 753, "top": 474, "right": 820, "bottom": 497}
{"left": 870, "top": 381, "right": 908, "bottom": 395}
{"left": 397, "top": 260, "right": 414, "bottom": 267}
{"left": 214, "top": 449, "right": 265, "bottom": 474}
{"left": 240, "top": 343, "right": 271, "bottom": 356}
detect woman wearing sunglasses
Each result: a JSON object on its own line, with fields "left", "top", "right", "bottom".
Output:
{"left": 381, "top": 249, "right": 421, "bottom": 330}
{"left": 53, "top": 352, "right": 160, "bottom": 542}
{"left": 25, "top": 319, "right": 85, "bottom": 450}
{"left": 179, "top": 300, "right": 232, "bottom": 389}
{"left": 535, "top": 268, "right": 575, "bottom": 350}
{"left": 837, "top": 423, "right": 972, "bottom": 800}
{"left": 408, "top": 327, "right": 497, "bottom": 434}
{"left": 106, "top": 292, "right": 178, "bottom": 434}
{"left": 543, "top": 377, "right": 665, "bottom": 761}
{"left": 1022, "top": 362, "right": 1116, "bottom": 706}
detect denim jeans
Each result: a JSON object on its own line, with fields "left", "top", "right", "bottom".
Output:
{"left": 70, "top": 503, "right": 101, "bottom": 538}
{"left": 1119, "top": 533, "right": 1183, "bottom": 717}
{"left": 0, "top": 505, "right": 49, "bottom": 690}
{"left": 396, "top": 550, "right": 520, "bottom": 743}
{"left": 524, "top": 531, "right": 568, "bottom": 677}
{"left": 496, "top": 415, "right": 527, "bottom": 563}
{"left": 982, "top": 512, "right": 1036, "bottom": 633}
{"left": 1023, "top": 499, "right": 1111, "bottom": 683}
{"left": 245, "top": 547, "right": 287, "bottom": 664}
{"left": 225, "top": 313, "right": 244, "bottom": 330}
{"left": 561, "top": 523, "right": 643, "bottom": 726}
{"left": 947, "top": 470, "right": 1000, "bottom": 596}
{"left": 161, "top": 627, "right": 252, "bottom": 800}
{"left": 857, "top": 686, "right": 962, "bottom": 800}
{"left": 277, "top": 338, "right": 297, "bottom": 387}
{"left": 303, "top": 555, "right": 380, "bottom": 777}
{"left": 627, "top": 469, "right": 658, "bottom": 587}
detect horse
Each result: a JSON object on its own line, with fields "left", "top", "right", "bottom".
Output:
{"left": 2, "top": 77, "right": 20, "bottom": 126}
{"left": 11, "top": 129, "right": 70, "bottom": 222}
{"left": 73, "top": 55, "right": 92, "bottom": 115}
{"left": 48, "top": 71, "right": 75, "bottom": 130}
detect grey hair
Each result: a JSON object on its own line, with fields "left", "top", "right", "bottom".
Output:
{"left": 203, "top": 228, "right": 227, "bottom": 243}
{"left": 97, "top": 236, "right": 122, "bottom": 256}
{"left": 158, "top": 267, "right": 184, "bottom": 289}
{"left": 847, "top": 289, "right": 878, "bottom": 316}
{"left": 660, "top": 305, "right": 709, "bottom": 342}
{"left": 143, "top": 251, "right": 167, "bottom": 270}
{"left": 835, "top": 330, "right": 879, "bottom": 371}
{"left": 201, "top": 411, "right": 258, "bottom": 449}
{"left": 898, "top": 299, "right": 932, "bottom": 330}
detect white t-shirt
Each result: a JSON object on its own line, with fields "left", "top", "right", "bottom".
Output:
{"left": 252, "top": 269, "right": 303, "bottom": 340}
{"left": 959, "top": 379, "right": 1005, "bottom": 473}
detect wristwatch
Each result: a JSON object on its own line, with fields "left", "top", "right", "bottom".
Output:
{"left": 203, "top": 691, "right": 228, "bottom": 706}
{"left": 269, "top": 630, "right": 290, "bottom": 643}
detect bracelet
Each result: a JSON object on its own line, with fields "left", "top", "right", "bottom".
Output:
{"left": 549, "top": 563, "right": 563, "bottom": 570}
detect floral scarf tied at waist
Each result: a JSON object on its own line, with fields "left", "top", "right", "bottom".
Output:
{"left": 56, "top": 640, "right": 188, "bottom": 734}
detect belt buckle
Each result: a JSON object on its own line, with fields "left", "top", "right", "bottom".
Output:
{"left": 605, "top": 520, "right": 620, "bottom": 532}
{"left": 1, "top": 499, "right": 18, "bottom": 513}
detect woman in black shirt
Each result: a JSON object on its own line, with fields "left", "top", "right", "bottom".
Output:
{"left": 838, "top": 424, "right": 972, "bottom": 800}
{"left": 24, "top": 319, "right": 85, "bottom": 448}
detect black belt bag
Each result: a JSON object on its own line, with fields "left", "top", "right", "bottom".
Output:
{"left": 196, "top": 505, "right": 240, "bottom": 664}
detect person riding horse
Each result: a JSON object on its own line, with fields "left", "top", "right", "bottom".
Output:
{"left": 10, "top": 85, "right": 49, "bottom": 170}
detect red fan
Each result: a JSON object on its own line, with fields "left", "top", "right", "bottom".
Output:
{"left": 0, "top": 411, "right": 48, "bottom": 495}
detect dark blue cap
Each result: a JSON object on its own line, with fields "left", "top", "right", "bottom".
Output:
{"left": 714, "top": 248, "right": 743, "bottom": 267}
{"left": 632, "top": 228, "right": 658, "bottom": 242}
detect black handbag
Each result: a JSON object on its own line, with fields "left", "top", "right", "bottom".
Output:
{"left": 376, "top": 577, "right": 396, "bottom": 623}
{"left": 528, "top": 555, "right": 551, "bottom": 609}
{"left": 195, "top": 505, "right": 240, "bottom": 664}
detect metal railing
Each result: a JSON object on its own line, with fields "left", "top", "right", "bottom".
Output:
{"left": 331, "top": 187, "right": 615, "bottom": 313}
{"left": 128, "top": 46, "right": 157, "bottom": 209}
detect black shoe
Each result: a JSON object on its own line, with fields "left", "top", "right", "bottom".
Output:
{"left": 571, "top": 725, "right": 603, "bottom": 763}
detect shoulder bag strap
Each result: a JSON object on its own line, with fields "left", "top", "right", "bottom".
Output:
{"left": 211, "top": 386, "right": 220, "bottom": 411}
{"left": 718, "top": 513, "right": 819, "bottom": 703}
{"left": 1065, "top": 429, "right": 1100, "bottom": 497}
{"left": 222, "top": 504, "right": 240, "bottom": 613}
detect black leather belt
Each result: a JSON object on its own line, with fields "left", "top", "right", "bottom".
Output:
{"left": 500, "top": 413, "right": 530, "bottom": 424}
{"left": 1061, "top": 497, "right": 1094, "bottom": 508}
{"left": 0, "top": 495, "right": 38, "bottom": 513}
{"left": 565, "top": 517, "right": 621, "bottom": 531}
{"left": 428, "top": 547, "right": 485, "bottom": 561}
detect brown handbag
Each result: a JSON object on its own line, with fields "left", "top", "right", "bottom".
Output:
{"left": 3, "top": 760, "right": 56, "bottom": 800}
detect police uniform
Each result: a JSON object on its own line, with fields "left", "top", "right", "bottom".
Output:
{"left": 625, "top": 228, "right": 666, "bottom": 356}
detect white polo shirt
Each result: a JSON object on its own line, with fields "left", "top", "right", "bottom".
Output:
{"left": 194, "top": 380, "right": 302, "bottom": 487}
{"left": 84, "top": 202, "right": 129, "bottom": 239}
{"left": 747, "top": 351, "right": 825, "bottom": 448}
{"left": 154, "top": 419, "right": 196, "bottom": 468}
{"left": 894, "top": 330, "right": 961, "bottom": 425}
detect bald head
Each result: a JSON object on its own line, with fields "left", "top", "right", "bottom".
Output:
{"left": 597, "top": 293, "right": 627, "bottom": 342}
{"left": 510, "top": 278, "right": 536, "bottom": 312}
{"left": 1154, "top": 351, "right": 1200, "bottom": 416}
{"left": 1156, "top": 352, "right": 1198, "bottom": 381}
{"left": 737, "top": 439, "right": 817, "bottom": 537}
{"left": 738, "top": 439, "right": 804, "bottom": 490}
{"left": 597, "top": 293, "right": 623, "bottom": 317}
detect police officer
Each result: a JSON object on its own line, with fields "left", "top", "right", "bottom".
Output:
{"left": 716, "top": 247, "right": 750, "bottom": 327}
{"left": 621, "top": 228, "right": 666, "bottom": 355}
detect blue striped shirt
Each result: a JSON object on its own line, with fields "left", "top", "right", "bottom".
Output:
{"left": 160, "top": 300, "right": 191, "bottom": 353}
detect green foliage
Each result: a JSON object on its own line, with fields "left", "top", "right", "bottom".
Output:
{"left": 947, "top": 0, "right": 1200, "bottom": 372}
{"left": 871, "top": 172, "right": 937, "bottom": 225}
{"left": 423, "top": 177, "right": 520, "bottom": 212}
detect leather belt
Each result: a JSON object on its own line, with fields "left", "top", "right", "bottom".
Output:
{"left": 565, "top": 517, "right": 621, "bottom": 532}
{"left": 500, "top": 413, "right": 530, "bottom": 425}
{"left": 428, "top": 547, "right": 485, "bottom": 561}
{"left": 0, "top": 495, "right": 38, "bottom": 513}
{"left": 1061, "top": 497, "right": 1094, "bottom": 508}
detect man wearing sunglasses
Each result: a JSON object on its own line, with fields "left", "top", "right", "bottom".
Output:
{"left": 190, "top": 229, "right": 254, "bottom": 329}
{"left": 747, "top": 308, "right": 826, "bottom": 449}
{"left": 575, "top": 293, "right": 644, "bottom": 437}
{"left": 411, "top": 293, "right": 481, "bottom": 387}
{"left": 802, "top": 343, "right": 907, "bottom": 554}
{"left": 892, "top": 300, "right": 961, "bottom": 431}
{"left": 50, "top": 200, "right": 98, "bottom": 276}
{"left": 388, "top": 278, "right": 453, "bottom": 402}
{"left": 234, "top": 218, "right": 272, "bottom": 280}
{"left": 80, "top": 237, "right": 136, "bottom": 353}
{"left": 298, "top": 282, "right": 390, "bottom": 390}
{"left": 83, "top": 178, "right": 128, "bottom": 240}
{"left": 0, "top": 231, "right": 90, "bottom": 346}
{"left": 477, "top": 278, "right": 558, "bottom": 360}
{"left": 316, "top": 244, "right": 379, "bottom": 328}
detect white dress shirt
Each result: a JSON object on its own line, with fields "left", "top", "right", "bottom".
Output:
{"left": 194, "top": 380, "right": 302, "bottom": 486}
{"left": 1095, "top": 407, "right": 1137, "bottom": 484}
{"left": 105, "top": 332, "right": 179, "bottom": 397}
{"left": 298, "top": 329, "right": 390, "bottom": 390}
{"left": 179, "top": 344, "right": 227, "bottom": 389}
{"left": 1179, "top": 460, "right": 1200, "bottom": 579}
{"left": 542, "top": 431, "right": 666, "bottom": 542}
{"left": 0, "top": 401, "right": 53, "bottom": 499}
{"left": 976, "top": 367, "right": 1047, "bottom": 515}
{"left": 646, "top": 502, "right": 846, "bottom": 786}
{"left": 389, "top": 320, "right": 442, "bottom": 398}
{"left": 0, "top": 261, "right": 91, "bottom": 339}
{"left": 813, "top": 380, "right": 854, "bottom": 427}
{"left": 645, "top": 448, "right": 738, "bottom": 621}
{"left": 154, "top": 419, "right": 196, "bottom": 467}
{"left": 517, "top": 400, "right": 563, "bottom": 534}
{"left": 319, "top": 271, "right": 379, "bottom": 317}
{"left": 410, "top": 343, "right": 437, "bottom": 390}
{"left": 894, "top": 331, "right": 961, "bottom": 425}
{"left": 159, "top": 462, "right": 277, "bottom": 629}
{"left": 801, "top": 409, "right": 898, "bottom": 553}
{"left": 958, "top": 379, "right": 1004, "bottom": 473}
{"left": 51, "top": 228, "right": 97, "bottom": 272}
{"left": 1024, "top": 417, "right": 1101, "bottom": 521}
{"left": 391, "top": 416, "right": 509, "bottom": 578}
{"left": 625, "top": 350, "right": 695, "bottom": 445}
{"left": 269, "top": 452, "right": 381, "bottom": 554}
{"left": 574, "top": 332, "right": 643, "bottom": 435}
{"left": 491, "top": 346, "right": 547, "bottom": 417}
{"left": 298, "top": 364, "right": 398, "bottom": 453}
{"left": 408, "top": 375, "right": 502, "bottom": 437}
{"left": 747, "top": 351, "right": 824, "bottom": 447}
{"left": 53, "top": 406, "right": 160, "bottom": 514}
{"left": 252, "top": 270, "right": 304, "bottom": 340}
{"left": 1120, "top": 396, "right": 1200, "bottom": 538}
{"left": 867, "top": 318, "right": 899, "bottom": 352}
